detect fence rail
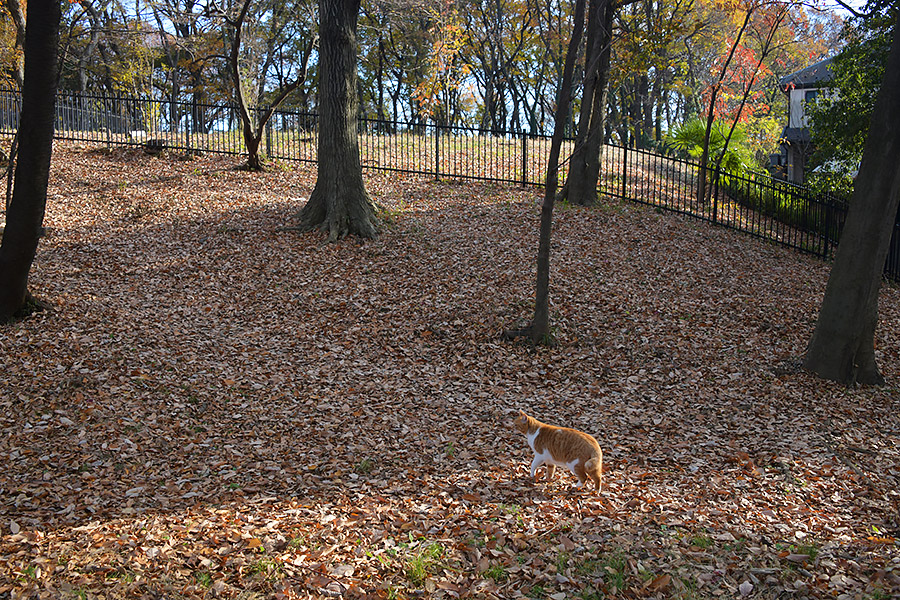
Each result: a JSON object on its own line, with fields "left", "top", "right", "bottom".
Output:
{"left": 2, "top": 89, "right": 895, "bottom": 281}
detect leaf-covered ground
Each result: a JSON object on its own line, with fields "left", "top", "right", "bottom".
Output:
{"left": 1, "top": 143, "right": 899, "bottom": 599}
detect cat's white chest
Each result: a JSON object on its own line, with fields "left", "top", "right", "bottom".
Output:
{"left": 527, "top": 429, "right": 580, "bottom": 474}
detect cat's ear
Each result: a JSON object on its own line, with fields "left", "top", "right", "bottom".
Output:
{"left": 518, "top": 409, "right": 527, "bottom": 417}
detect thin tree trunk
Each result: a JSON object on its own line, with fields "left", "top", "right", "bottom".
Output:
{"left": 710, "top": 4, "right": 787, "bottom": 182}
{"left": 697, "top": 7, "right": 752, "bottom": 204}
{"left": 3, "top": 0, "right": 25, "bottom": 209}
{"left": 4, "top": 0, "right": 25, "bottom": 86}
{"left": 803, "top": 11, "right": 900, "bottom": 385}
{"left": 529, "top": 0, "right": 586, "bottom": 344}
{"left": 377, "top": 35, "right": 385, "bottom": 124}
{"left": 0, "top": 0, "right": 61, "bottom": 321}
{"left": 229, "top": 0, "right": 312, "bottom": 171}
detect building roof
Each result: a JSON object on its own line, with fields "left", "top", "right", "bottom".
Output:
{"left": 779, "top": 57, "right": 834, "bottom": 92}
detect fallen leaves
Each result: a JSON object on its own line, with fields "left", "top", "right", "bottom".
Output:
{"left": 0, "top": 143, "right": 899, "bottom": 598}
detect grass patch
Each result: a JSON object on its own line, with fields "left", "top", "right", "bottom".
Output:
{"left": 355, "top": 458, "right": 375, "bottom": 474}
{"left": 598, "top": 551, "right": 628, "bottom": 591}
{"left": 405, "top": 542, "right": 445, "bottom": 586}
{"left": 556, "top": 550, "right": 571, "bottom": 572}
{"left": 195, "top": 571, "right": 213, "bottom": 587}
{"left": 498, "top": 503, "right": 521, "bottom": 515}
{"left": 247, "top": 558, "right": 280, "bottom": 579}
{"left": 105, "top": 568, "right": 137, "bottom": 583}
{"left": 482, "top": 564, "right": 507, "bottom": 582}
{"left": 444, "top": 442, "right": 456, "bottom": 458}
{"left": 793, "top": 542, "right": 819, "bottom": 560}
{"left": 528, "top": 585, "right": 547, "bottom": 599}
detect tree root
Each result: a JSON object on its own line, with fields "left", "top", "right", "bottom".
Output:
{"left": 501, "top": 323, "right": 557, "bottom": 346}
{"left": 501, "top": 324, "right": 533, "bottom": 341}
{"left": 1, "top": 290, "right": 50, "bottom": 324}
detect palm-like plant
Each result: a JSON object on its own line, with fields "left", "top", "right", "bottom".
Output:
{"left": 667, "top": 118, "right": 754, "bottom": 175}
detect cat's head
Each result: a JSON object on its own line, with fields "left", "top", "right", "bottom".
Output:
{"left": 513, "top": 410, "right": 532, "bottom": 434}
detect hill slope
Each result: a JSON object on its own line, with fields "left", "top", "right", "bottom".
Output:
{"left": 1, "top": 143, "right": 898, "bottom": 599}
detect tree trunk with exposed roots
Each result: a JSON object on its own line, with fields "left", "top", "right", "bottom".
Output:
{"left": 295, "top": 0, "right": 377, "bottom": 241}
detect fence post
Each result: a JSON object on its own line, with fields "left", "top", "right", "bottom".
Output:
{"left": 265, "top": 111, "right": 272, "bottom": 158}
{"left": 712, "top": 168, "right": 719, "bottom": 225}
{"left": 889, "top": 221, "right": 900, "bottom": 279}
{"left": 621, "top": 141, "right": 628, "bottom": 199}
{"left": 521, "top": 131, "right": 527, "bottom": 187}
{"left": 434, "top": 122, "right": 440, "bottom": 180}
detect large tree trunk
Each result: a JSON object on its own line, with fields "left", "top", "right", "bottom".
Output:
{"left": 560, "top": 0, "right": 614, "bottom": 207}
{"left": 296, "top": 0, "right": 378, "bottom": 241}
{"left": 803, "top": 11, "right": 900, "bottom": 385}
{"left": 0, "top": 0, "right": 61, "bottom": 322}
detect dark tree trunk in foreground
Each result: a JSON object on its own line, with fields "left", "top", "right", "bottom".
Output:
{"left": 559, "top": 0, "right": 614, "bottom": 207}
{"left": 803, "top": 11, "right": 900, "bottom": 385}
{"left": 295, "top": 0, "right": 378, "bottom": 241}
{"left": 0, "top": 1, "right": 61, "bottom": 322}
{"left": 529, "top": 0, "right": 586, "bottom": 344}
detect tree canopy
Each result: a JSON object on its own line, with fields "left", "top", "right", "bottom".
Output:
{"left": 0, "top": 0, "right": 841, "bottom": 157}
{"left": 807, "top": 3, "right": 896, "bottom": 191}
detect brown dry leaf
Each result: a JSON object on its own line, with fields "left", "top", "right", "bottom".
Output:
{"left": 646, "top": 573, "right": 671, "bottom": 591}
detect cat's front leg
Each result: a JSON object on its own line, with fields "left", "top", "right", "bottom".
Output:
{"left": 530, "top": 456, "right": 545, "bottom": 479}
{"left": 545, "top": 464, "right": 556, "bottom": 481}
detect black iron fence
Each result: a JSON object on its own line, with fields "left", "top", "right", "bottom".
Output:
{"left": 1, "top": 88, "right": 896, "bottom": 280}
{"left": 600, "top": 145, "right": 852, "bottom": 262}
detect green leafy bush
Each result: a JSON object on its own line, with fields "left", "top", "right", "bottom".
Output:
{"left": 666, "top": 118, "right": 755, "bottom": 175}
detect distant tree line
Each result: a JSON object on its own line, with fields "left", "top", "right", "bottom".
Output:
{"left": 0, "top": 0, "right": 840, "bottom": 148}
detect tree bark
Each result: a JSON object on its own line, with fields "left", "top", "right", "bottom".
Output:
{"left": 697, "top": 7, "right": 752, "bottom": 205}
{"left": 529, "top": 0, "right": 586, "bottom": 345}
{"left": 229, "top": 0, "right": 312, "bottom": 171}
{"left": 4, "top": 0, "right": 25, "bottom": 87}
{"left": 0, "top": 0, "right": 61, "bottom": 322}
{"left": 295, "top": 0, "right": 377, "bottom": 241}
{"left": 560, "top": 0, "right": 614, "bottom": 207}
{"left": 803, "top": 10, "right": 900, "bottom": 385}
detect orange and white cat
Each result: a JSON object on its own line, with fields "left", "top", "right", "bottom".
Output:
{"left": 514, "top": 410, "right": 603, "bottom": 492}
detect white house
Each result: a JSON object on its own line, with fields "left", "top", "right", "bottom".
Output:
{"left": 775, "top": 57, "right": 834, "bottom": 183}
